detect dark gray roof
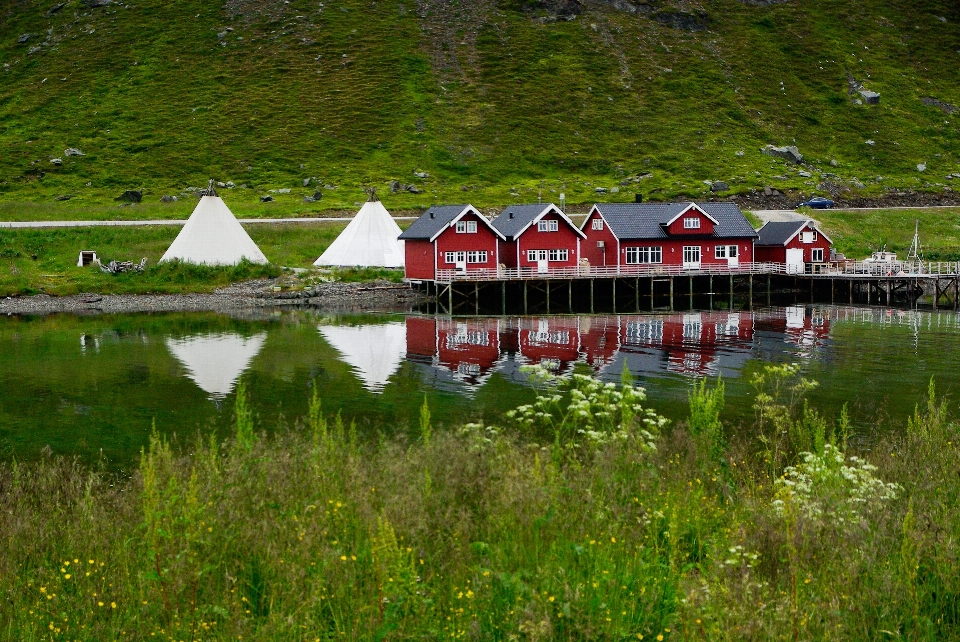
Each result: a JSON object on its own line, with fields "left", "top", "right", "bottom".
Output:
{"left": 398, "top": 205, "right": 473, "bottom": 240}
{"left": 490, "top": 204, "right": 552, "bottom": 240}
{"left": 590, "top": 202, "right": 759, "bottom": 240}
{"left": 756, "top": 221, "right": 809, "bottom": 246}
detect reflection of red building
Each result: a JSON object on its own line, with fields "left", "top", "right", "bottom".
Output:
{"left": 517, "top": 317, "right": 581, "bottom": 373}
{"left": 757, "top": 305, "right": 830, "bottom": 350}
{"left": 405, "top": 317, "right": 502, "bottom": 384}
{"left": 579, "top": 316, "right": 621, "bottom": 369}
{"left": 618, "top": 312, "right": 755, "bottom": 377}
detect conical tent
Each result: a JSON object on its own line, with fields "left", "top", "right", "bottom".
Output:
{"left": 314, "top": 195, "right": 404, "bottom": 267}
{"left": 160, "top": 185, "right": 268, "bottom": 265}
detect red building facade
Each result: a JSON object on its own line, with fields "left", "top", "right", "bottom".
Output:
{"left": 755, "top": 220, "right": 833, "bottom": 271}
{"left": 399, "top": 205, "right": 504, "bottom": 281}
{"left": 580, "top": 202, "right": 759, "bottom": 270}
{"left": 491, "top": 204, "right": 584, "bottom": 271}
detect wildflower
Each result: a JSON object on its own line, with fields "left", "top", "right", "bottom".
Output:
{"left": 64, "top": 574, "right": 71, "bottom": 580}
{"left": 98, "top": 602, "right": 104, "bottom": 607}
{"left": 657, "top": 636, "right": 663, "bottom": 641}
{"left": 548, "top": 596, "right": 555, "bottom": 602}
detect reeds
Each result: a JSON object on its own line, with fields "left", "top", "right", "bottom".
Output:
{"left": 1, "top": 367, "right": 958, "bottom": 640}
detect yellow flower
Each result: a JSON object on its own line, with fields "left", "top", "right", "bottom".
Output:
{"left": 340, "top": 556, "right": 347, "bottom": 561}
{"left": 64, "top": 574, "right": 71, "bottom": 580}
{"left": 73, "top": 559, "right": 79, "bottom": 564}
{"left": 611, "top": 537, "right": 616, "bottom": 543}
{"left": 111, "top": 602, "right": 117, "bottom": 609}
{"left": 548, "top": 596, "right": 555, "bottom": 602}
{"left": 98, "top": 602, "right": 104, "bottom": 607}
{"left": 88, "top": 560, "right": 94, "bottom": 565}
{"left": 657, "top": 636, "right": 663, "bottom": 641}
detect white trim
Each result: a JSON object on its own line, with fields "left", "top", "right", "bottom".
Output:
{"left": 506, "top": 203, "right": 588, "bottom": 240}
{"left": 580, "top": 206, "right": 620, "bottom": 241}
{"left": 662, "top": 203, "right": 720, "bottom": 228}
{"left": 757, "top": 220, "right": 833, "bottom": 247}
{"left": 428, "top": 205, "right": 506, "bottom": 242}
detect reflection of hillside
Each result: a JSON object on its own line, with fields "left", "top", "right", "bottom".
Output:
{"left": 166, "top": 333, "right": 267, "bottom": 399}
{"left": 318, "top": 323, "right": 406, "bottom": 392}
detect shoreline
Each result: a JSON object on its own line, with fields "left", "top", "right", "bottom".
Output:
{"left": 0, "top": 279, "right": 427, "bottom": 316}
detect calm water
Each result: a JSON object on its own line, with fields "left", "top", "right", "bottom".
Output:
{"left": 1, "top": 306, "right": 957, "bottom": 464}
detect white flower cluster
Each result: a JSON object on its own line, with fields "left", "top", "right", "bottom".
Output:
{"left": 773, "top": 444, "right": 900, "bottom": 525}
{"left": 723, "top": 545, "right": 760, "bottom": 568}
{"left": 504, "top": 366, "right": 667, "bottom": 448}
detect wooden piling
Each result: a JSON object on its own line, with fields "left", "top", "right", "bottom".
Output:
{"left": 612, "top": 278, "right": 617, "bottom": 314}
{"left": 589, "top": 279, "right": 594, "bottom": 314}
{"left": 523, "top": 281, "right": 528, "bottom": 314}
{"left": 669, "top": 277, "right": 674, "bottom": 311}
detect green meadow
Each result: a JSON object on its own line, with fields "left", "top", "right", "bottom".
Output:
{"left": 2, "top": 366, "right": 958, "bottom": 639}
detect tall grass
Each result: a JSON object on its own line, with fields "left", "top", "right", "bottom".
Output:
{"left": 1, "top": 367, "right": 958, "bottom": 639}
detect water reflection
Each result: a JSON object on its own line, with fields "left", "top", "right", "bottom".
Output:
{"left": 405, "top": 307, "right": 832, "bottom": 388}
{"left": 166, "top": 332, "right": 267, "bottom": 399}
{"left": 318, "top": 322, "right": 407, "bottom": 392}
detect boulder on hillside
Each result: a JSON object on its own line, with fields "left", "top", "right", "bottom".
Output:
{"left": 64, "top": 148, "right": 85, "bottom": 157}
{"left": 82, "top": 0, "right": 112, "bottom": 7}
{"left": 859, "top": 90, "right": 880, "bottom": 105}
{"left": 762, "top": 144, "right": 803, "bottom": 164}
{"left": 710, "top": 181, "right": 729, "bottom": 192}
{"left": 17, "top": 34, "right": 31, "bottom": 44}
{"left": 652, "top": 11, "right": 708, "bottom": 31}
{"left": 115, "top": 190, "right": 143, "bottom": 203}
{"left": 260, "top": 195, "right": 274, "bottom": 203}
{"left": 160, "top": 195, "right": 178, "bottom": 203}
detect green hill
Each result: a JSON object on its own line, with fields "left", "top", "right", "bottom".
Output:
{"left": 2, "top": 0, "right": 960, "bottom": 213}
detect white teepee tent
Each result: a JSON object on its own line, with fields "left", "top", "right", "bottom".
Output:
{"left": 166, "top": 332, "right": 267, "bottom": 399}
{"left": 314, "top": 193, "right": 404, "bottom": 267}
{"left": 160, "top": 183, "right": 268, "bottom": 265}
{"left": 318, "top": 322, "right": 406, "bottom": 392}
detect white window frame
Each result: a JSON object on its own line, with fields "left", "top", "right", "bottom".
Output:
{"left": 625, "top": 246, "right": 662, "bottom": 264}
{"left": 714, "top": 245, "right": 738, "bottom": 259}
{"left": 683, "top": 217, "right": 701, "bottom": 229}
{"left": 548, "top": 249, "right": 568, "bottom": 262}
{"left": 591, "top": 218, "right": 603, "bottom": 231}
{"left": 683, "top": 246, "right": 701, "bottom": 265}
{"left": 466, "top": 251, "right": 488, "bottom": 264}
{"left": 445, "top": 251, "right": 467, "bottom": 264}
{"left": 811, "top": 248, "right": 824, "bottom": 263}
{"left": 538, "top": 219, "right": 559, "bottom": 232}
{"left": 456, "top": 220, "right": 477, "bottom": 234}
{"left": 527, "top": 249, "right": 548, "bottom": 262}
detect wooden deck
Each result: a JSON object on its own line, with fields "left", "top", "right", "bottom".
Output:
{"left": 418, "top": 261, "right": 960, "bottom": 316}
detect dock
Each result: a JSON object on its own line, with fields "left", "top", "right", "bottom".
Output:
{"left": 416, "top": 261, "right": 960, "bottom": 315}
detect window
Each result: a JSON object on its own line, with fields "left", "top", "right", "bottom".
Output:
{"left": 591, "top": 218, "right": 604, "bottom": 231}
{"left": 715, "top": 245, "right": 738, "bottom": 259}
{"left": 527, "top": 249, "right": 548, "bottom": 262}
{"left": 548, "top": 249, "right": 569, "bottom": 262}
{"left": 455, "top": 220, "right": 477, "bottom": 233}
{"left": 801, "top": 231, "right": 814, "bottom": 243}
{"left": 466, "top": 251, "right": 488, "bottom": 264}
{"left": 683, "top": 246, "right": 701, "bottom": 265}
{"left": 538, "top": 219, "right": 559, "bottom": 232}
{"left": 811, "top": 248, "right": 824, "bottom": 262}
{"left": 683, "top": 217, "right": 701, "bottom": 229}
{"left": 625, "top": 246, "right": 663, "bottom": 264}
{"left": 445, "top": 251, "right": 467, "bottom": 264}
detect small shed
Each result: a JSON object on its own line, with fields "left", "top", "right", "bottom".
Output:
{"left": 755, "top": 220, "right": 833, "bottom": 273}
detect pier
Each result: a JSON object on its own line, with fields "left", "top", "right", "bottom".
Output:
{"left": 417, "top": 261, "right": 960, "bottom": 315}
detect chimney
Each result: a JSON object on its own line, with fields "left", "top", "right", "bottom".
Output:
{"left": 635, "top": 194, "right": 643, "bottom": 203}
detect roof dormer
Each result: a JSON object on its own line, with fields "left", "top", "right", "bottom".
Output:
{"left": 662, "top": 203, "right": 719, "bottom": 236}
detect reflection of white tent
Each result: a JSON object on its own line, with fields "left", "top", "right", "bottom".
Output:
{"left": 314, "top": 194, "right": 404, "bottom": 267}
{"left": 160, "top": 184, "right": 268, "bottom": 265}
{"left": 318, "top": 322, "right": 406, "bottom": 392}
{"left": 166, "top": 333, "right": 267, "bottom": 398}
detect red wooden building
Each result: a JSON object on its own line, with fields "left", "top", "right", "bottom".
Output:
{"left": 490, "top": 204, "right": 585, "bottom": 272}
{"left": 399, "top": 204, "right": 504, "bottom": 281}
{"left": 755, "top": 220, "right": 833, "bottom": 273}
{"left": 405, "top": 317, "right": 502, "bottom": 385}
{"left": 579, "top": 202, "right": 758, "bottom": 270}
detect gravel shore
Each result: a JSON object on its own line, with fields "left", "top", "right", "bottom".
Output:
{"left": 0, "top": 279, "right": 427, "bottom": 316}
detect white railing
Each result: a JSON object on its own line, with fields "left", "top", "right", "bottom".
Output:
{"left": 435, "top": 262, "right": 787, "bottom": 283}
{"left": 433, "top": 261, "right": 960, "bottom": 283}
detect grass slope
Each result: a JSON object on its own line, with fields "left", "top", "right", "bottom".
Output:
{"left": 1, "top": 0, "right": 959, "bottom": 215}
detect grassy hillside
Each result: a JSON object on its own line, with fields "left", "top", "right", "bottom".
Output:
{"left": 1, "top": 0, "right": 959, "bottom": 215}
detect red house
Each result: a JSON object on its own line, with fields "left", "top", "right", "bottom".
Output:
{"left": 490, "top": 204, "right": 585, "bottom": 272}
{"left": 755, "top": 220, "right": 833, "bottom": 273}
{"left": 399, "top": 204, "right": 504, "bottom": 281}
{"left": 580, "top": 202, "right": 759, "bottom": 271}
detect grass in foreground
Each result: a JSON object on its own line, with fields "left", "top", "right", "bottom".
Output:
{"left": 1, "top": 366, "right": 958, "bottom": 640}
